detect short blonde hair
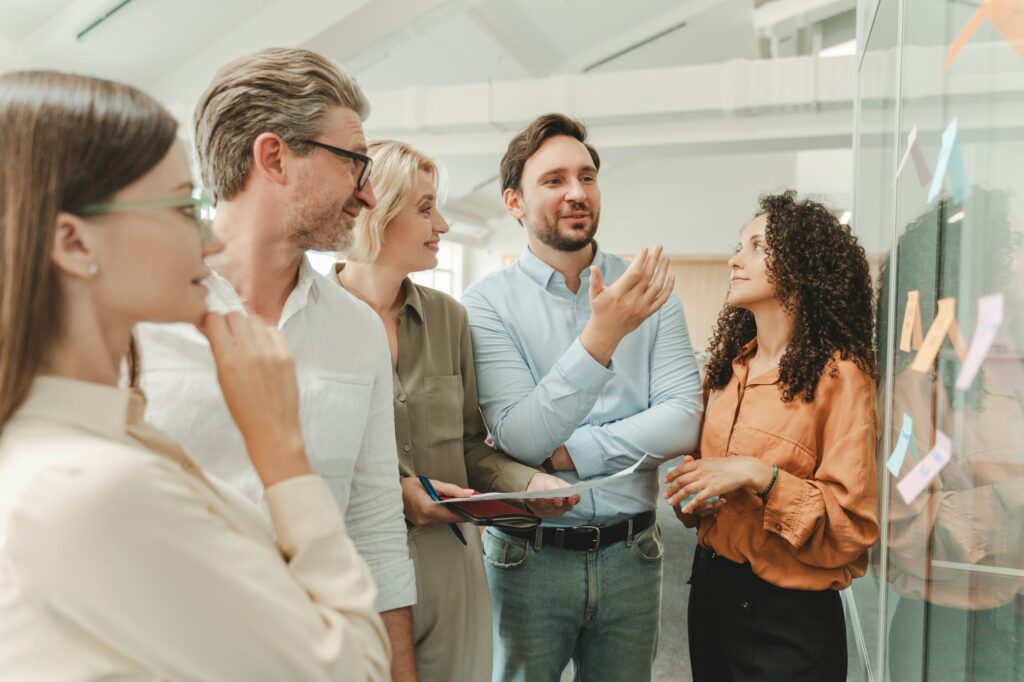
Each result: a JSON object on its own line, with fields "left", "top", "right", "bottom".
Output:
{"left": 194, "top": 47, "right": 370, "bottom": 201}
{"left": 346, "top": 140, "right": 439, "bottom": 264}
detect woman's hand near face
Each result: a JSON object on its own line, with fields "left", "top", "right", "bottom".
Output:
{"left": 400, "top": 477, "right": 473, "bottom": 527}
{"left": 664, "top": 455, "right": 773, "bottom": 514}
{"left": 198, "top": 312, "right": 312, "bottom": 488}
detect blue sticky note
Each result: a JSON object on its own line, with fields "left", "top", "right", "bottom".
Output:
{"left": 928, "top": 119, "right": 967, "bottom": 203}
{"left": 886, "top": 413, "right": 917, "bottom": 476}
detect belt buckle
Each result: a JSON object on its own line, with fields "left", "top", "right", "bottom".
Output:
{"left": 577, "top": 525, "right": 601, "bottom": 551}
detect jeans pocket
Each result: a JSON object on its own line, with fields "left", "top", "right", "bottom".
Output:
{"left": 482, "top": 529, "right": 530, "bottom": 569}
{"left": 632, "top": 523, "right": 665, "bottom": 562}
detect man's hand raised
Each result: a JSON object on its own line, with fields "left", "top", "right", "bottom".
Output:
{"left": 579, "top": 245, "right": 674, "bottom": 366}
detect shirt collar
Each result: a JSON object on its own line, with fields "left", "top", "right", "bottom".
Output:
{"left": 516, "top": 242, "right": 607, "bottom": 290}
{"left": 400, "top": 278, "right": 425, "bottom": 323}
{"left": 206, "top": 255, "right": 320, "bottom": 324}
{"left": 14, "top": 375, "right": 146, "bottom": 440}
{"left": 333, "top": 263, "right": 424, "bottom": 323}
{"left": 731, "top": 339, "right": 781, "bottom": 387}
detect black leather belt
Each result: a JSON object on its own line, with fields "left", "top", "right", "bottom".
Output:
{"left": 500, "top": 510, "right": 656, "bottom": 551}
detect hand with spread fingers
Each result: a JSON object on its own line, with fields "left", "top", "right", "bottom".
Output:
{"left": 579, "top": 245, "right": 675, "bottom": 366}
{"left": 664, "top": 454, "right": 774, "bottom": 515}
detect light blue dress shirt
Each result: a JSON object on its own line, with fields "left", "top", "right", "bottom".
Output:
{"left": 461, "top": 244, "right": 703, "bottom": 527}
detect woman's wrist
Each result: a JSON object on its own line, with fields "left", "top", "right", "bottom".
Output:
{"left": 746, "top": 458, "right": 775, "bottom": 491}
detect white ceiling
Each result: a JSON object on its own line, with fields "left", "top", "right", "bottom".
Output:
{"left": 0, "top": 0, "right": 866, "bottom": 243}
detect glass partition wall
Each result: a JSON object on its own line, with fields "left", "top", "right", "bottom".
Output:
{"left": 852, "top": 0, "right": 1024, "bottom": 679}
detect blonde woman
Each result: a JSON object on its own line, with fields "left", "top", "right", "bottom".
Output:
{"left": 0, "top": 71, "right": 389, "bottom": 680}
{"left": 335, "top": 140, "right": 577, "bottom": 681}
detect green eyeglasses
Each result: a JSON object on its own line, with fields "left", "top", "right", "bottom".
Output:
{"left": 80, "top": 188, "right": 216, "bottom": 244}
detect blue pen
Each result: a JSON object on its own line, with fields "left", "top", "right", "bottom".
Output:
{"left": 418, "top": 475, "right": 467, "bottom": 546}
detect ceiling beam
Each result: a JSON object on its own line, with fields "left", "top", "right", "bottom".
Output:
{"left": 4, "top": 0, "right": 113, "bottom": 71}
{"left": 555, "top": 0, "right": 727, "bottom": 74}
{"left": 147, "top": 0, "right": 375, "bottom": 113}
{"left": 753, "top": 0, "right": 856, "bottom": 38}
{"left": 462, "top": 5, "right": 553, "bottom": 78}
{"left": 363, "top": 42, "right": 1022, "bottom": 155}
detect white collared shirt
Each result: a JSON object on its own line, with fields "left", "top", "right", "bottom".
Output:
{"left": 0, "top": 376, "right": 390, "bottom": 680}
{"left": 136, "top": 258, "right": 415, "bottom": 612}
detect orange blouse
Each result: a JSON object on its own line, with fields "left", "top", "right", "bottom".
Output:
{"left": 681, "top": 347, "right": 880, "bottom": 590}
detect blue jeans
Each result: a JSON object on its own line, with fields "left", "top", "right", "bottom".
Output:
{"left": 482, "top": 522, "right": 664, "bottom": 682}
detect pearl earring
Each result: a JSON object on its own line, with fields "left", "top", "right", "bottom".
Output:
{"left": 86, "top": 263, "right": 98, "bottom": 277}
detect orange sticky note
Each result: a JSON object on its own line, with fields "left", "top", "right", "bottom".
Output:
{"left": 911, "top": 297, "right": 957, "bottom": 372}
{"left": 947, "top": 319, "right": 968, "bottom": 362}
{"left": 899, "top": 290, "right": 924, "bottom": 352}
{"left": 992, "top": 0, "right": 1024, "bottom": 61}
{"left": 946, "top": 0, "right": 1024, "bottom": 69}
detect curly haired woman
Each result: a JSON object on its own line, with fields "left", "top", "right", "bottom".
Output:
{"left": 665, "top": 191, "right": 880, "bottom": 681}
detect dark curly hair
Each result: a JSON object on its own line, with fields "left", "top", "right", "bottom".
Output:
{"left": 704, "top": 191, "right": 877, "bottom": 402}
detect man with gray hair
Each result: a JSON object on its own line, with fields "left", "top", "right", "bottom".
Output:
{"left": 137, "top": 48, "right": 418, "bottom": 679}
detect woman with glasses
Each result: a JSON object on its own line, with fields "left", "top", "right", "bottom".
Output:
{"left": 334, "top": 139, "right": 577, "bottom": 681}
{"left": 664, "top": 192, "right": 879, "bottom": 681}
{"left": 0, "top": 71, "right": 389, "bottom": 680}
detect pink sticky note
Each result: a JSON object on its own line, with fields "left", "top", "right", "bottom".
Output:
{"left": 897, "top": 430, "right": 952, "bottom": 504}
{"left": 956, "top": 293, "right": 1004, "bottom": 390}
{"left": 893, "top": 127, "right": 933, "bottom": 187}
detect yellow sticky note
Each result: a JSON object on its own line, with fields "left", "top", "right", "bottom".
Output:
{"left": 899, "top": 290, "right": 924, "bottom": 352}
{"left": 911, "top": 297, "right": 957, "bottom": 372}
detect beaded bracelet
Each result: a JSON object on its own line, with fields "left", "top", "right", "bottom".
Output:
{"left": 756, "top": 463, "right": 778, "bottom": 501}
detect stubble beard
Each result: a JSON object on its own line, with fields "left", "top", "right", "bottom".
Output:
{"left": 533, "top": 205, "right": 600, "bottom": 253}
{"left": 287, "top": 196, "right": 363, "bottom": 252}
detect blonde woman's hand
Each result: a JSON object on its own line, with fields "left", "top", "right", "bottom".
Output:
{"left": 198, "top": 312, "right": 312, "bottom": 488}
{"left": 400, "top": 477, "right": 473, "bottom": 527}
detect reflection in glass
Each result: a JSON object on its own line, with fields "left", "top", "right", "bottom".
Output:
{"left": 876, "top": 188, "right": 1024, "bottom": 680}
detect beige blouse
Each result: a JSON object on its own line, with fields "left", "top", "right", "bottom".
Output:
{"left": 0, "top": 376, "right": 390, "bottom": 681}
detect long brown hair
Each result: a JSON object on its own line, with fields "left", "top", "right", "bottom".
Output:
{"left": 0, "top": 71, "right": 178, "bottom": 427}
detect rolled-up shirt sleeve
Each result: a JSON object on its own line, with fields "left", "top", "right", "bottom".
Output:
{"left": 762, "top": 366, "right": 881, "bottom": 569}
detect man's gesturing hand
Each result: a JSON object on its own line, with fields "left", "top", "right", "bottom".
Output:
{"left": 579, "top": 245, "right": 674, "bottom": 366}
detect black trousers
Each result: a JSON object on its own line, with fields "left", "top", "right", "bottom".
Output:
{"left": 687, "top": 545, "right": 847, "bottom": 682}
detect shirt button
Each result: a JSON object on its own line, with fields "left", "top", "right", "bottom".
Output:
{"left": 398, "top": 394, "right": 406, "bottom": 402}
{"left": 741, "top": 600, "right": 752, "bottom": 612}
{"left": 403, "top": 444, "right": 411, "bottom": 453}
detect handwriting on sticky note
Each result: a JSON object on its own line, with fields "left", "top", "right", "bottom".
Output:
{"left": 897, "top": 430, "right": 952, "bottom": 504}
{"left": 911, "top": 297, "right": 957, "bottom": 372}
{"left": 886, "top": 414, "right": 919, "bottom": 476}
{"left": 955, "top": 293, "right": 1005, "bottom": 390}
{"left": 899, "top": 290, "right": 924, "bottom": 352}
{"left": 946, "top": 1, "right": 1024, "bottom": 70}
{"left": 928, "top": 119, "right": 967, "bottom": 204}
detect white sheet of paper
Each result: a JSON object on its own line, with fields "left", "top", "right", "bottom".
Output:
{"left": 439, "top": 455, "right": 654, "bottom": 503}
{"left": 955, "top": 293, "right": 1005, "bottom": 390}
{"left": 897, "top": 430, "right": 952, "bottom": 504}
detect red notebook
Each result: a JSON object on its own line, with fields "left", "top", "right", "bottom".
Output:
{"left": 441, "top": 496, "right": 541, "bottom": 530}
